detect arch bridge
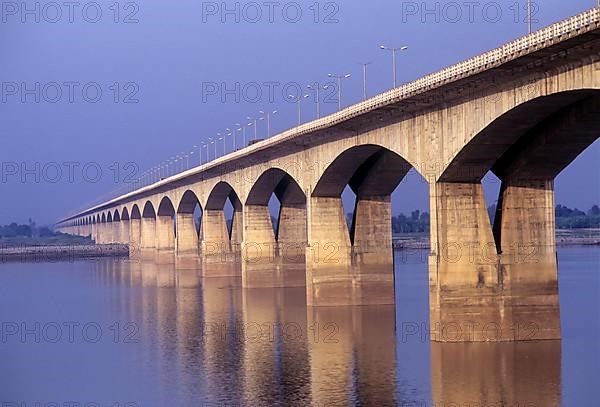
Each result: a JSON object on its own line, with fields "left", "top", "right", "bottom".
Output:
{"left": 58, "top": 9, "right": 600, "bottom": 342}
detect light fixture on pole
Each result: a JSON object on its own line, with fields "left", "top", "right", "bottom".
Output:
{"left": 327, "top": 73, "right": 352, "bottom": 110}
{"left": 359, "top": 62, "right": 372, "bottom": 100}
{"left": 288, "top": 94, "right": 309, "bottom": 125}
{"left": 306, "top": 83, "right": 325, "bottom": 119}
{"left": 379, "top": 45, "right": 408, "bottom": 88}
{"left": 259, "top": 110, "right": 278, "bottom": 137}
{"left": 247, "top": 116, "right": 258, "bottom": 140}
{"left": 235, "top": 123, "right": 245, "bottom": 148}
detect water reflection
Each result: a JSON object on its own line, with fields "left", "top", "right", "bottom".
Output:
{"left": 7, "top": 251, "right": 592, "bottom": 406}
{"left": 431, "top": 341, "right": 561, "bottom": 407}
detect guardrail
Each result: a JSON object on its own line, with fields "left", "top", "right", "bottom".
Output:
{"left": 59, "top": 8, "right": 600, "bottom": 225}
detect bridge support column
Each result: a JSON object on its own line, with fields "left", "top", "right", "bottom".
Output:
{"left": 119, "top": 220, "right": 130, "bottom": 245}
{"left": 176, "top": 213, "right": 199, "bottom": 256}
{"left": 156, "top": 216, "right": 175, "bottom": 252}
{"left": 305, "top": 196, "right": 394, "bottom": 306}
{"left": 201, "top": 209, "right": 240, "bottom": 276}
{"left": 140, "top": 217, "right": 156, "bottom": 253}
{"left": 493, "top": 178, "right": 560, "bottom": 340}
{"left": 429, "top": 181, "right": 560, "bottom": 342}
{"left": 129, "top": 218, "right": 141, "bottom": 253}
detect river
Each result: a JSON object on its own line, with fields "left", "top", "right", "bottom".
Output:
{"left": 0, "top": 247, "right": 598, "bottom": 406}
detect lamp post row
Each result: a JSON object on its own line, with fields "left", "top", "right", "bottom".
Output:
{"left": 129, "top": 43, "right": 410, "bottom": 191}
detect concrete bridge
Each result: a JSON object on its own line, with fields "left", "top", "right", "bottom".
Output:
{"left": 58, "top": 9, "right": 600, "bottom": 342}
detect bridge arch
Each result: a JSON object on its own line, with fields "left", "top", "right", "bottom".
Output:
{"left": 176, "top": 190, "right": 202, "bottom": 255}
{"left": 107, "top": 212, "right": 113, "bottom": 223}
{"left": 202, "top": 181, "right": 243, "bottom": 262}
{"left": 312, "top": 144, "right": 413, "bottom": 245}
{"left": 101, "top": 213, "right": 106, "bottom": 223}
{"left": 113, "top": 209, "right": 121, "bottom": 222}
{"left": 121, "top": 207, "right": 130, "bottom": 221}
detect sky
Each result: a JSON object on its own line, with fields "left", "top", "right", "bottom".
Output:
{"left": 0, "top": 0, "right": 599, "bottom": 225}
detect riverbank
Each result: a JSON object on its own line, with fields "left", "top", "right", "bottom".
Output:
{"left": 393, "top": 229, "right": 600, "bottom": 249}
{"left": 0, "top": 244, "right": 129, "bottom": 262}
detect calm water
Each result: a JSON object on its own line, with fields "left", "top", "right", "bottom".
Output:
{"left": 0, "top": 247, "right": 598, "bottom": 406}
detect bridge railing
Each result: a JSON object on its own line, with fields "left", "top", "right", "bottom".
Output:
{"left": 59, "top": 8, "right": 600, "bottom": 225}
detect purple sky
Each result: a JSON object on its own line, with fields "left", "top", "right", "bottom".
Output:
{"left": 1, "top": 0, "right": 598, "bottom": 225}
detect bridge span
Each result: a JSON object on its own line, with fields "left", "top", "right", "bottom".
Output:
{"left": 58, "top": 9, "right": 600, "bottom": 342}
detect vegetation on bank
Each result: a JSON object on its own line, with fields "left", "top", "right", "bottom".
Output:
{"left": 1, "top": 204, "right": 598, "bottom": 247}
{"left": 0, "top": 220, "right": 92, "bottom": 247}
{"left": 376, "top": 204, "right": 599, "bottom": 234}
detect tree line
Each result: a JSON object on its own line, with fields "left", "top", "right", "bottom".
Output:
{"left": 1, "top": 204, "right": 598, "bottom": 239}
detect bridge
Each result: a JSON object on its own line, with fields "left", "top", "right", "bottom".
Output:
{"left": 57, "top": 9, "right": 600, "bottom": 342}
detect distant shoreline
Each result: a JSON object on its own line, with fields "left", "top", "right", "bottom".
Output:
{"left": 393, "top": 229, "right": 600, "bottom": 249}
{"left": 0, "top": 229, "right": 597, "bottom": 262}
{"left": 0, "top": 244, "right": 128, "bottom": 262}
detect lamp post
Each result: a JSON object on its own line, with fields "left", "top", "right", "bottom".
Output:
{"left": 202, "top": 142, "right": 208, "bottom": 163}
{"left": 288, "top": 94, "right": 309, "bottom": 125}
{"left": 359, "top": 62, "right": 372, "bottom": 100}
{"left": 193, "top": 145, "right": 200, "bottom": 165}
{"left": 208, "top": 138, "right": 214, "bottom": 161}
{"left": 235, "top": 123, "right": 245, "bottom": 148}
{"left": 247, "top": 116, "right": 258, "bottom": 140}
{"left": 327, "top": 73, "right": 352, "bottom": 110}
{"left": 306, "top": 83, "right": 325, "bottom": 119}
{"left": 380, "top": 45, "right": 408, "bottom": 88}
{"left": 259, "top": 110, "right": 278, "bottom": 137}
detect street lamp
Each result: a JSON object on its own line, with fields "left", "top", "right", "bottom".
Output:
{"left": 306, "top": 83, "right": 326, "bottom": 119}
{"left": 235, "top": 123, "right": 245, "bottom": 148}
{"left": 359, "top": 62, "right": 372, "bottom": 100}
{"left": 327, "top": 73, "right": 352, "bottom": 110}
{"left": 259, "top": 109, "right": 278, "bottom": 137}
{"left": 247, "top": 116, "right": 258, "bottom": 140}
{"left": 202, "top": 142, "right": 208, "bottom": 164}
{"left": 380, "top": 45, "right": 408, "bottom": 88}
{"left": 288, "top": 93, "right": 309, "bottom": 125}
{"left": 225, "top": 128, "right": 235, "bottom": 151}
{"left": 208, "top": 138, "right": 214, "bottom": 161}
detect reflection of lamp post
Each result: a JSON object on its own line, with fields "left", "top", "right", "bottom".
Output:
{"left": 379, "top": 45, "right": 408, "bottom": 88}
{"left": 259, "top": 110, "right": 278, "bottom": 137}
{"left": 288, "top": 94, "right": 309, "bottom": 125}
{"left": 327, "top": 73, "right": 352, "bottom": 110}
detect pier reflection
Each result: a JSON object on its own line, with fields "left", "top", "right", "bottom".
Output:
{"left": 431, "top": 340, "right": 561, "bottom": 407}
{"left": 88, "top": 259, "right": 564, "bottom": 406}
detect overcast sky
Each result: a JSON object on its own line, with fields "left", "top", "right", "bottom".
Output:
{"left": 1, "top": 0, "right": 598, "bottom": 225}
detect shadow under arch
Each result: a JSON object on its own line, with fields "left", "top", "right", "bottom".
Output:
{"left": 243, "top": 168, "right": 308, "bottom": 288}
{"left": 113, "top": 209, "right": 121, "bottom": 222}
{"left": 429, "top": 90, "right": 600, "bottom": 342}
{"left": 308, "top": 144, "right": 415, "bottom": 306}
{"left": 176, "top": 190, "right": 203, "bottom": 256}
{"left": 121, "top": 207, "right": 130, "bottom": 221}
